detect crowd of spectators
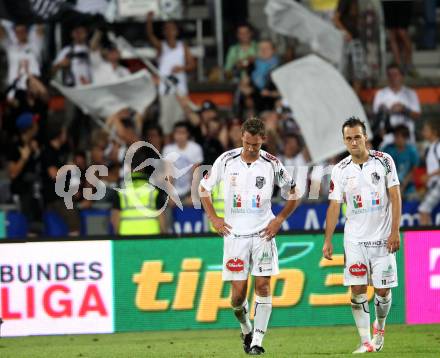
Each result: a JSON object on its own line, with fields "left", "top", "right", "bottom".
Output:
{"left": 0, "top": 0, "right": 438, "bottom": 236}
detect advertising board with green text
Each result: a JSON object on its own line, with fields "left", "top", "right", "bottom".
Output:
{"left": 113, "top": 234, "right": 405, "bottom": 332}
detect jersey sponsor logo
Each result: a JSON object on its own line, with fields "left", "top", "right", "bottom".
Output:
{"left": 352, "top": 194, "right": 363, "bottom": 208}
{"left": 371, "top": 191, "right": 381, "bottom": 206}
{"left": 329, "top": 180, "right": 335, "bottom": 193}
{"left": 251, "top": 194, "right": 261, "bottom": 208}
{"left": 371, "top": 172, "right": 380, "bottom": 185}
{"left": 230, "top": 175, "right": 238, "bottom": 187}
{"left": 382, "top": 157, "right": 392, "bottom": 174}
{"left": 233, "top": 194, "right": 242, "bottom": 208}
{"left": 256, "top": 176, "right": 266, "bottom": 189}
{"left": 349, "top": 263, "right": 368, "bottom": 277}
{"left": 226, "top": 258, "right": 244, "bottom": 272}
{"left": 373, "top": 151, "right": 384, "bottom": 158}
{"left": 264, "top": 153, "right": 279, "bottom": 163}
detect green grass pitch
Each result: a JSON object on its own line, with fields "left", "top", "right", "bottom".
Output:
{"left": 1, "top": 324, "right": 440, "bottom": 357}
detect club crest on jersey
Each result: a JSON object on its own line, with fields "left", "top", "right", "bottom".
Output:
{"left": 256, "top": 176, "right": 266, "bottom": 189}
{"left": 371, "top": 172, "right": 380, "bottom": 185}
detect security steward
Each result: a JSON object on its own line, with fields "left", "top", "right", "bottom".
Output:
{"left": 111, "top": 148, "right": 167, "bottom": 235}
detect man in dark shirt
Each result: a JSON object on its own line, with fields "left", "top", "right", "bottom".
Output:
{"left": 333, "top": 0, "right": 367, "bottom": 95}
{"left": 6, "top": 112, "right": 41, "bottom": 234}
{"left": 41, "top": 124, "right": 80, "bottom": 235}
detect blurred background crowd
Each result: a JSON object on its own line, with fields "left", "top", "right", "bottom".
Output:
{"left": 0, "top": 0, "right": 439, "bottom": 237}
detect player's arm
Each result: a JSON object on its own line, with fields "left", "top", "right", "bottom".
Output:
{"left": 146, "top": 11, "right": 161, "bottom": 53}
{"left": 199, "top": 156, "right": 231, "bottom": 236}
{"left": 262, "top": 185, "right": 300, "bottom": 240}
{"left": 387, "top": 185, "right": 401, "bottom": 253}
{"left": 323, "top": 200, "right": 341, "bottom": 260}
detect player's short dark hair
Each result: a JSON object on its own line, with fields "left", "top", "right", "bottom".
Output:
{"left": 242, "top": 117, "right": 266, "bottom": 137}
{"left": 342, "top": 117, "right": 367, "bottom": 136}
{"left": 425, "top": 118, "right": 440, "bottom": 137}
{"left": 393, "top": 124, "right": 410, "bottom": 139}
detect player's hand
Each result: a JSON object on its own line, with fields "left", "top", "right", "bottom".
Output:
{"left": 387, "top": 232, "right": 400, "bottom": 253}
{"left": 322, "top": 240, "right": 333, "bottom": 260}
{"left": 262, "top": 217, "right": 283, "bottom": 241}
{"left": 211, "top": 216, "right": 232, "bottom": 237}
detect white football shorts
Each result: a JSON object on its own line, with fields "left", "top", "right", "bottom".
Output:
{"left": 343, "top": 239, "right": 398, "bottom": 288}
{"left": 222, "top": 231, "right": 279, "bottom": 281}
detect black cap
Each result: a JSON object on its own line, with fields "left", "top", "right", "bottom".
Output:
{"left": 199, "top": 100, "right": 217, "bottom": 113}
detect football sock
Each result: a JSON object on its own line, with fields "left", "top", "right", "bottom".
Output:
{"left": 251, "top": 295, "right": 272, "bottom": 347}
{"left": 351, "top": 293, "right": 371, "bottom": 343}
{"left": 233, "top": 299, "right": 252, "bottom": 335}
{"left": 374, "top": 291, "right": 392, "bottom": 330}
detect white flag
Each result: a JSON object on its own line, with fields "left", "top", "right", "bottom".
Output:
{"left": 265, "top": 0, "right": 344, "bottom": 67}
{"left": 272, "top": 55, "right": 371, "bottom": 163}
{"left": 52, "top": 70, "right": 156, "bottom": 118}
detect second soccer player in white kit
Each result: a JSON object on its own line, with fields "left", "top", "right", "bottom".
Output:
{"left": 199, "top": 118, "right": 300, "bottom": 355}
{"left": 323, "top": 117, "right": 402, "bottom": 354}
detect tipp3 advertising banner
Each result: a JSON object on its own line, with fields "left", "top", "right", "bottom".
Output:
{"left": 6, "top": 231, "right": 440, "bottom": 336}
{"left": 112, "top": 234, "right": 405, "bottom": 332}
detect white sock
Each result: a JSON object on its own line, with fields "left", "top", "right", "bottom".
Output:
{"left": 233, "top": 299, "right": 252, "bottom": 335}
{"left": 351, "top": 293, "right": 371, "bottom": 344}
{"left": 375, "top": 292, "right": 392, "bottom": 331}
{"left": 251, "top": 295, "right": 272, "bottom": 348}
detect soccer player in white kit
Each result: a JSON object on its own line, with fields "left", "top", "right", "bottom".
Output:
{"left": 199, "top": 118, "right": 300, "bottom": 355}
{"left": 323, "top": 118, "right": 401, "bottom": 354}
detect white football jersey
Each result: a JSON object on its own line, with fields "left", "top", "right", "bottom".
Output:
{"left": 329, "top": 150, "right": 400, "bottom": 242}
{"left": 200, "top": 148, "right": 295, "bottom": 235}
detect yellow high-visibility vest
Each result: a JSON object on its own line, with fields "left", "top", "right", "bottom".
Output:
{"left": 118, "top": 179, "right": 160, "bottom": 235}
{"left": 310, "top": 0, "right": 338, "bottom": 11}
{"left": 209, "top": 181, "right": 225, "bottom": 233}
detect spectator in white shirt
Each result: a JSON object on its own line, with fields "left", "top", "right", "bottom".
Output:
{"left": 373, "top": 63, "right": 421, "bottom": 147}
{"left": 162, "top": 121, "right": 203, "bottom": 203}
{"left": 146, "top": 11, "right": 195, "bottom": 96}
{"left": 0, "top": 22, "right": 44, "bottom": 87}
{"left": 89, "top": 30, "right": 130, "bottom": 85}
{"left": 52, "top": 23, "right": 92, "bottom": 86}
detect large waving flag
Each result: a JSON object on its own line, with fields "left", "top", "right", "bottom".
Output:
{"left": 271, "top": 55, "right": 371, "bottom": 164}
{"left": 52, "top": 70, "right": 157, "bottom": 118}
{"left": 265, "top": 0, "right": 344, "bottom": 67}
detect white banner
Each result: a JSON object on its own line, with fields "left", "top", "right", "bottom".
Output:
{"left": 271, "top": 55, "right": 371, "bottom": 164}
{"left": 264, "top": 0, "right": 344, "bottom": 67}
{"left": 0, "top": 241, "right": 113, "bottom": 336}
{"left": 52, "top": 70, "right": 157, "bottom": 118}
{"left": 117, "top": 0, "right": 159, "bottom": 17}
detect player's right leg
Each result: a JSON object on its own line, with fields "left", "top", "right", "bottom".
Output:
{"left": 344, "top": 241, "right": 374, "bottom": 353}
{"left": 222, "top": 233, "right": 253, "bottom": 353}
{"left": 231, "top": 280, "right": 253, "bottom": 353}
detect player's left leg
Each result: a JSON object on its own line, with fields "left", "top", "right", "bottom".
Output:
{"left": 248, "top": 235, "right": 279, "bottom": 355}
{"left": 372, "top": 288, "right": 392, "bottom": 352}
{"left": 370, "top": 246, "right": 398, "bottom": 352}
